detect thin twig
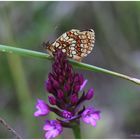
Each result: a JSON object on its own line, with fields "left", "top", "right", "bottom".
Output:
{"left": 0, "top": 117, "right": 22, "bottom": 139}
{"left": 0, "top": 44, "right": 140, "bottom": 85}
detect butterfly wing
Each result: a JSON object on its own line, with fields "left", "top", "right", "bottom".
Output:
{"left": 46, "top": 29, "right": 95, "bottom": 61}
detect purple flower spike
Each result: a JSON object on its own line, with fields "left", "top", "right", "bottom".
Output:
{"left": 85, "top": 88, "right": 94, "bottom": 100}
{"left": 80, "top": 79, "right": 88, "bottom": 91}
{"left": 43, "top": 120, "right": 63, "bottom": 139}
{"left": 34, "top": 51, "right": 101, "bottom": 139}
{"left": 34, "top": 99, "right": 50, "bottom": 117}
{"left": 82, "top": 107, "right": 100, "bottom": 127}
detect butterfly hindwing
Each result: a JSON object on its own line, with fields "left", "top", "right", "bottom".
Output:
{"left": 45, "top": 29, "right": 95, "bottom": 61}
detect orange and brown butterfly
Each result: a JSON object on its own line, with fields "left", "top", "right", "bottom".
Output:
{"left": 43, "top": 29, "right": 95, "bottom": 62}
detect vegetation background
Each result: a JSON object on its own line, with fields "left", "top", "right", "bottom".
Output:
{"left": 0, "top": 1, "right": 140, "bottom": 138}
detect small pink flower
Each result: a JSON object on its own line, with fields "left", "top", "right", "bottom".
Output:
{"left": 43, "top": 120, "right": 63, "bottom": 139}
{"left": 82, "top": 107, "right": 100, "bottom": 127}
{"left": 34, "top": 99, "right": 50, "bottom": 117}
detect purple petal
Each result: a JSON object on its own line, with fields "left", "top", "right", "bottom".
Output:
{"left": 91, "top": 112, "right": 100, "bottom": 120}
{"left": 43, "top": 124, "right": 54, "bottom": 131}
{"left": 62, "top": 110, "right": 73, "bottom": 119}
{"left": 90, "top": 118, "right": 97, "bottom": 127}
{"left": 81, "top": 106, "right": 100, "bottom": 127}
{"left": 80, "top": 79, "right": 88, "bottom": 91}
{"left": 45, "top": 130, "right": 59, "bottom": 139}
{"left": 34, "top": 99, "right": 50, "bottom": 117}
{"left": 43, "top": 120, "right": 63, "bottom": 139}
{"left": 82, "top": 116, "right": 90, "bottom": 124}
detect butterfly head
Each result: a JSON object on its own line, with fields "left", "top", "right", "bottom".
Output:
{"left": 43, "top": 41, "right": 55, "bottom": 57}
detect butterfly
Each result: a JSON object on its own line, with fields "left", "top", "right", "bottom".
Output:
{"left": 43, "top": 29, "right": 95, "bottom": 62}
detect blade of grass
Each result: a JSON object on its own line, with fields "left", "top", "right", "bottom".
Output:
{"left": 0, "top": 7, "right": 37, "bottom": 137}
{"left": 0, "top": 44, "right": 140, "bottom": 85}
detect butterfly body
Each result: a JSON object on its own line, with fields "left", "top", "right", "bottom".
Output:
{"left": 44, "top": 29, "right": 95, "bottom": 61}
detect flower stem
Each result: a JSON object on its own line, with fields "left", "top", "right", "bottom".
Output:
{"left": 72, "top": 124, "right": 81, "bottom": 139}
{"left": 0, "top": 117, "right": 22, "bottom": 139}
{"left": 0, "top": 44, "right": 140, "bottom": 85}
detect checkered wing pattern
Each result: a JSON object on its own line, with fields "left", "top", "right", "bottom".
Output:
{"left": 45, "top": 29, "right": 95, "bottom": 61}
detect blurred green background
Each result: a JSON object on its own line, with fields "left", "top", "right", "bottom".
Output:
{"left": 0, "top": 1, "right": 140, "bottom": 139}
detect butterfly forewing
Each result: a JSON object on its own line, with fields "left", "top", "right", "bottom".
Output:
{"left": 45, "top": 29, "right": 95, "bottom": 61}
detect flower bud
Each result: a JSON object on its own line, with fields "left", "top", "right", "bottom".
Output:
{"left": 53, "top": 79, "right": 59, "bottom": 89}
{"left": 74, "top": 73, "right": 79, "bottom": 83}
{"left": 45, "top": 80, "right": 54, "bottom": 93}
{"left": 48, "top": 96, "right": 56, "bottom": 105}
{"left": 57, "top": 89, "right": 64, "bottom": 98}
{"left": 64, "top": 83, "right": 70, "bottom": 92}
{"left": 58, "top": 76, "right": 64, "bottom": 84}
{"left": 73, "top": 85, "right": 80, "bottom": 92}
{"left": 70, "top": 94, "right": 78, "bottom": 104}
{"left": 79, "top": 74, "right": 84, "bottom": 85}
{"left": 85, "top": 88, "right": 94, "bottom": 100}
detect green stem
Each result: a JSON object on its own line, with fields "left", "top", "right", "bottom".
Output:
{"left": 72, "top": 124, "right": 81, "bottom": 139}
{"left": 0, "top": 44, "right": 140, "bottom": 85}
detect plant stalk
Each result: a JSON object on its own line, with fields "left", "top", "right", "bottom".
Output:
{"left": 72, "top": 124, "right": 81, "bottom": 139}
{"left": 0, "top": 117, "right": 22, "bottom": 139}
{"left": 0, "top": 44, "right": 140, "bottom": 85}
